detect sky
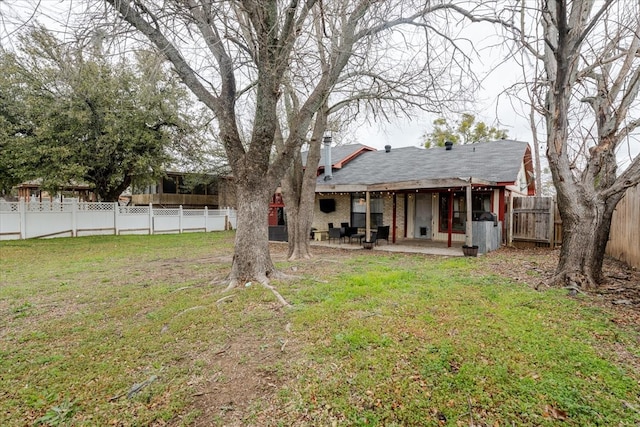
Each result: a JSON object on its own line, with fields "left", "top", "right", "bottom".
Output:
{"left": 2, "top": 1, "right": 638, "bottom": 170}
{"left": 353, "top": 17, "right": 533, "bottom": 151}
{"left": 353, "top": 15, "right": 640, "bottom": 173}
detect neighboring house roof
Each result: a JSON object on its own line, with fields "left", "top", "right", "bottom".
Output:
{"left": 16, "top": 179, "right": 93, "bottom": 190}
{"left": 316, "top": 139, "right": 532, "bottom": 189}
{"left": 302, "top": 143, "right": 376, "bottom": 170}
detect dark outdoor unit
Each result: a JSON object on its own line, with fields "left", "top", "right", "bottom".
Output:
{"left": 319, "top": 198, "right": 336, "bottom": 213}
{"left": 268, "top": 225, "right": 287, "bottom": 242}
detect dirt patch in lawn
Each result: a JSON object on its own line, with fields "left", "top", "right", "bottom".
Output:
{"left": 180, "top": 304, "right": 297, "bottom": 427}
{"left": 480, "top": 246, "right": 640, "bottom": 325}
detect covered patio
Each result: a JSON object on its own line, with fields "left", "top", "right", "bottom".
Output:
{"left": 309, "top": 237, "right": 465, "bottom": 257}
{"left": 310, "top": 140, "right": 534, "bottom": 256}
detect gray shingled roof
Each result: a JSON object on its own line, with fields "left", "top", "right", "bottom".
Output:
{"left": 317, "top": 139, "right": 529, "bottom": 186}
{"left": 301, "top": 143, "right": 373, "bottom": 168}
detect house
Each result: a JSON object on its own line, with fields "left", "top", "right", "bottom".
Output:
{"left": 268, "top": 143, "right": 376, "bottom": 227}
{"left": 312, "top": 139, "right": 535, "bottom": 247}
{"left": 131, "top": 171, "right": 235, "bottom": 208}
{"left": 14, "top": 179, "right": 96, "bottom": 202}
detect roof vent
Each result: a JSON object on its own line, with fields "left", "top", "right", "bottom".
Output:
{"left": 444, "top": 141, "right": 453, "bottom": 151}
{"left": 384, "top": 144, "right": 391, "bottom": 153}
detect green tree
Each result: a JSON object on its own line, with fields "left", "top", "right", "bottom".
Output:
{"left": 0, "top": 52, "right": 32, "bottom": 194}
{"left": 423, "top": 113, "right": 508, "bottom": 148}
{"left": 0, "top": 27, "right": 200, "bottom": 201}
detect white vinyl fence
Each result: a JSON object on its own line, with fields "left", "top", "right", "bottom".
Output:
{"left": 0, "top": 199, "right": 237, "bottom": 240}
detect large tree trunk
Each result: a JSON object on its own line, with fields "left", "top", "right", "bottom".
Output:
{"left": 553, "top": 189, "right": 624, "bottom": 289}
{"left": 539, "top": 0, "right": 640, "bottom": 289}
{"left": 282, "top": 190, "right": 315, "bottom": 260}
{"left": 282, "top": 106, "right": 327, "bottom": 260}
{"left": 228, "top": 178, "right": 276, "bottom": 284}
{"left": 553, "top": 186, "right": 600, "bottom": 288}
{"left": 282, "top": 149, "right": 320, "bottom": 260}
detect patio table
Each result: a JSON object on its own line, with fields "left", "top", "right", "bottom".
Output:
{"left": 350, "top": 233, "right": 365, "bottom": 243}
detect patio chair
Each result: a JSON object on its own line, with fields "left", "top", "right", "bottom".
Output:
{"left": 346, "top": 226, "right": 360, "bottom": 242}
{"left": 362, "top": 231, "right": 377, "bottom": 249}
{"left": 376, "top": 225, "right": 390, "bottom": 245}
{"left": 328, "top": 227, "right": 344, "bottom": 244}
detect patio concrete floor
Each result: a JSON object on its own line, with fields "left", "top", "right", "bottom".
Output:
{"left": 310, "top": 238, "right": 465, "bottom": 257}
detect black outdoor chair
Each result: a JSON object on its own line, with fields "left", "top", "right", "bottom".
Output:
{"left": 337, "top": 222, "right": 358, "bottom": 242}
{"left": 345, "top": 227, "right": 360, "bottom": 242}
{"left": 328, "top": 227, "right": 341, "bottom": 243}
{"left": 376, "top": 225, "right": 390, "bottom": 245}
{"left": 362, "top": 231, "right": 377, "bottom": 249}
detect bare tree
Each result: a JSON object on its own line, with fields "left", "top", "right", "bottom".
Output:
{"left": 277, "top": 3, "right": 500, "bottom": 260}
{"left": 84, "top": 0, "right": 508, "bottom": 301}
{"left": 515, "top": 0, "right": 640, "bottom": 288}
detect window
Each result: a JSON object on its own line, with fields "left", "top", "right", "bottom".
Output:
{"left": 162, "top": 177, "right": 177, "bottom": 194}
{"left": 351, "top": 193, "right": 383, "bottom": 228}
{"left": 471, "top": 192, "right": 493, "bottom": 220}
{"left": 439, "top": 191, "right": 492, "bottom": 232}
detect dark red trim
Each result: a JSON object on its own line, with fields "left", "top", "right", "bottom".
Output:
{"left": 333, "top": 146, "right": 376, "bottom": 169}
{"left": 498, "top": 188, "right": 505, "bottom": 223}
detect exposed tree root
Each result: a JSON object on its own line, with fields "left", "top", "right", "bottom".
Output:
{"left": 548, "top": 271, "right": 598, "bottom": 290}
{"left": 288, "top": 253, "right": 313, "bottom": 261}
{"left": 216, "top": 294, "right": 235, "bottom": 304}
{"left": 271, "top": 270, "right": 300, "bottom": 280}
{"left": 208, "top": 275, "right": 228, "bottom": 286}
{"left": 223, "top": 278, "right": 238, "bottom": 293}
{"left": 174, "top": 305, "right": 206, "bottom": 317}
{"left": 265, "top": 287, "right": 290, "bottom": 308}
{"left": 564, "top": 285, "right": 588, "bottom": 296}
{"left": 258, "top": 275, "right": 291, "bottom": 308}
{"left": 215, "top": 269, "right": 292, "bottom": 307}
{"left": 547, "top": 270, "right": 598, "bottom": 294}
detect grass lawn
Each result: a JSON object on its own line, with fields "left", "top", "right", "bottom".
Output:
{"left": 1, "top": 232, "right": 639, "bottom": 426}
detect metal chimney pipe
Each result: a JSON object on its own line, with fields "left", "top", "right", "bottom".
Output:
{"left": 323, "top": 136, "right": 332, "bottom": 181}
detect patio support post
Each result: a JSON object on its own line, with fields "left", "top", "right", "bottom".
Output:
{"left": 365, "top": 191, "right": 371, "bottom": 238}
{"left": 447, "top": 192, "right": 453, "bottom": 247}
{"left": 465, "top": 182, "right": 473, "bottom": 247}
{"left": 392, "top": 192, "right": 397, "bottom": 243}
{"left": 447, "top": 189, "right": 453, "bottom": 248}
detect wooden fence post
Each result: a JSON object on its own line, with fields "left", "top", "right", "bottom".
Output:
{"left": 179, "top": 205, "right": 183, "bottom": 234}
{"left": 549, "top": 198, "right": 555, "bottom": 248}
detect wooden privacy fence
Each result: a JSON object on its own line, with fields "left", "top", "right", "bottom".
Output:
{"left": 511, "top": 190, "right": 638, "bottom": 269}
{"left": 606, "top": 185, "right": 640, "bottom": 269}
{"left": 0, "top": 199, "right": 237, "bottom": 240}
{"left": 509, "top": 196, "right": 561, "bottom": 247}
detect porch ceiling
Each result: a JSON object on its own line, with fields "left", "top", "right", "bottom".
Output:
{"left": 316, "top": 177, "right": 496, "bottom": 193}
